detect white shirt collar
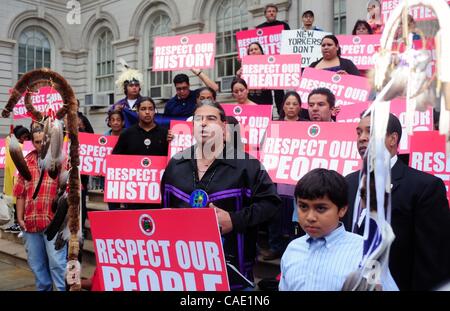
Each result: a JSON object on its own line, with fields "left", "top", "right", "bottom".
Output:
{"left": 390, "top": 155, "right": 398, "bottom": 169}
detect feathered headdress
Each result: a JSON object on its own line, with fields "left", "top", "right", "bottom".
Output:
{"left": 115, "top": 58, "right": 143, "bottom": 94}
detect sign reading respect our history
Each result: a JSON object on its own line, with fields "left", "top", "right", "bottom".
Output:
{"left": 88, "top": 208, "right": 229, "bottom": 291}
{"left": 168, "top": 121, "right": 195, "bottom": 160}
{"left": 280, "top": 30, "right": 331, "bottom": 67}
{"left": 297, "top": 67, "right": 371, "bottom": 107}
{"left": 79, "top": 133, "right": 118, "bottom": 176}
{"left": 409, "top": 131, "right": 450, "bottom": 202}
{"left": 153, "top": 33, "right": 216, "bottom": 71}
{"left": 336, "top": 99, "right": 433, "bottom": 154}
{"left": 381, "top": 0, "right": 450, "bottom": 22}
{"left": 13, "top": 86, "right": 64, "bottom": 120}
{"left": 241, "top": 55, "right": 302, "bottom": 89}
{"left": 104, "top": 155, "right": 166, "bottom": 204}
{"left": 260, "top": 121, "right": 362, "bottom": 185}
{"left": 336, "top": 35, "right": 381, "bottom": 70}
{"left": 236, "top": 25, "right": 283, "bottom": 59}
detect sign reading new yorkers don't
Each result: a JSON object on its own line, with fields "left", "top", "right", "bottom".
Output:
{"left": 280, "top": 29, "right": 331, "bottom": 67}
{"left": 79, "top": 133, "right": 118, "bottom": 176}
{"left": 260, "top": 122, "right": 362, "bottom": 185}
{"left": 153, "top": 33, "right": 216, "bottom": 71}
{"left": 236, "top": 25, "right": 283, "bottom": 59}
{"left": 241, "top": 55, "right": 302, "bottom": 89}
{"left": 297, "top": 67, "right": 371, "bottom": 107}
{"left": 104, "top": 155, "right": 166, "bottom": 204}
{"left": 88, "top": 208, "right": 230, "bottom": 291}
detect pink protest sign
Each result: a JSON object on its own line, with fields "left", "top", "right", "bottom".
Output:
{"left": 104, "top": 155, "right": 167, "bottom": 203}
{"left": 13, "top": 86, "right": 63, "bottom": 120}
{"left": 168, "top": 120, "right": 195, "bottom": 160}
{"left": 236, "top": 25, "right": 283, "bottom": 59}
{"left": 0, "top": 139, "right": 5, "bottom": 168}
{"left": 260, "top": 121, "right": 362, "bottom": 185}
{"left": 241, "top": 55, "right": 302, "bottom": 90}
{"left": 89, "top": 208, "right": 229, "bottom": 291}
{"left": 336, "top": 35, "right": 381, "bottom": 70}
{"left": 298, "top": 67, "right": 371, "bottom": 107}
{"left": 409, "top": 131, "right": 450, "bottom": 202}
{"left": 381, "top": 0, "right": 450, "bottom": 22}
{"left": 336, "top": 99, "right": 433, "bottom": 154}
{"left": 79, "top": 133, "right": 118, "bottom": 176}
{"left": 153, "top": 33, "right": 216, "bottom": 71}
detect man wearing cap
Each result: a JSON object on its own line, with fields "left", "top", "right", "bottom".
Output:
{"left": 301, "top": 10, "right": 323, "bottom": 31}
{"left": 256, "top": 3, "right": 290, "bottom": 30}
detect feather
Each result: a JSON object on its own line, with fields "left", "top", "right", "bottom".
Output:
{"left": 114, "top": 58, "right": 143, "bottom": 92}
{"left": 40, "top": 117, "right": 51, "bottom": 160}
{"left": 45, "top": 119, "right": 64, "bottom": 176}
{"left": 9, "top": 135, "right": 31, "bottom": 181}
{"left": 45, "top": 192, "right": 68, "bottom": 242}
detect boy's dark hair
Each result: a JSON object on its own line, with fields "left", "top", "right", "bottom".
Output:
{"left": 13, "top": 125, "right": 30, "bottom": 140}
{"left": 308, "top": 87, "right": 336, "bottom": 108}
{"left": 302, "top": 10, "right": 314, "bottom": 18}
{"left": 106, "top": 110, "right": 124, "bottom": 127}
{"left": 294, "top": 168, "right": 348, "bottom": 209}
{"left": 360, "top": 111, "right": 403, "bottom": 145}
{"left": 135, "top": 96, "right": 156, "bottom": 110}
{"left": 173, "top": 74, "right": 190, "bottom": 85}
{"left": 264, "top": 3, "right": 278, "bottom": 13}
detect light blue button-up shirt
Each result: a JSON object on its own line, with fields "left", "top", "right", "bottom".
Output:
{"left": 279, "top": 223, "right": 399, "bottom": 291}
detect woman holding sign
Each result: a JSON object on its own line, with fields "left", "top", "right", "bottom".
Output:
{"left": 310, "top": 35, "right": 360, "bottom": 76}
{"left": 236, "top": 42, "right": 284, "bottom": 114}
{"left": 161, "top": 100, "right": 280, "bottom": 290}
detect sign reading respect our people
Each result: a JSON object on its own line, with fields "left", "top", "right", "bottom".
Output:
{"left": 153, "top": 33, "right": 216, "bottom": 71}
{"left": 168, "top": 121, "right": 195, "bottom": 160}
{"left": 381, "top": 0, "right": 450, "bottom": 22}
{"left": 297, "top": 67, "right": 371, "bottom": 107}
{"left": 79, "top": 133, "right": 118, "bottom": 176}
{"left": 280, "top": 30, "right": 331, "bottom": 67}
{"left": 222, "top": 104, "right": 272, "bottom": 158}
{"left": 104, "top": 155, "right": 166, "bottom": 204}
{"left": 236, "top": 25, "right": 283, "bottom": 59}
{"left": 260, "top": 121, "right": 362, "bottom": 185}
{"left": 13, "top": 86, "right": 64, "bottom": 120}
{"left": 241, "top": 55, "right": 302, "bottom": 89}
{"left": 336, "top": 99, "right": 433, "bottom": 154}
{"left": 336, "top": 35, "right": 381, "bottom": 70}
{"left": 409, "top": 131, "right": 450, "bottom": 202}
{"left": 88, "top": 208, "right": 229, "bottom": 291}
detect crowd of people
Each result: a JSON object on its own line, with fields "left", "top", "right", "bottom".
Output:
{"left": 2, "top": 1, "right": 450, "bottom": 292}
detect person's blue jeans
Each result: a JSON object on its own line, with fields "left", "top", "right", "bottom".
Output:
{"left": 23, "top": 231, "right": 67, "bottom": 291}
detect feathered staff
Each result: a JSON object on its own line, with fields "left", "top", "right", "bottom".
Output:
{"left": 1, "top": 68, "right": 82, "bottom": 291}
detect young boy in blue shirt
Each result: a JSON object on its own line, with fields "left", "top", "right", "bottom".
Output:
{"left": 279, "top": 168, "right": 364, "bottom": 291}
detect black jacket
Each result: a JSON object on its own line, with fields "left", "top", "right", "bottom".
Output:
{"left": 310, "top": 57, "right": 360, "bottom": 76}
{"left": 344, "top": 160, "right": 450, "bottom": 290}
{"left": 161, "top": 146, "right": 281, "bottom": 288}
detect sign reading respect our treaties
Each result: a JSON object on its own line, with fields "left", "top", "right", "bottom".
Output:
{"left": 153, "top": 33, "right": 216, "bottom": 71}
{"left": 104, "top": 155, "right": 166, "bottom": 204}
{"left": 241, "top": 54, "right": 302, "bottom": 89}
{"left": 88, "top": 208, "right": 229, "bottom": 291}
{"left": 260, "top": 122, "right": 362, "bottom": 185}
{"left": 381, "top": 0, "right": 450, "bottom": 22}
{"left": 236, "top": 25, "right": 283, "bottom": 59}
{"left": 297, "top": 67, "right": 371, "bottom": 107}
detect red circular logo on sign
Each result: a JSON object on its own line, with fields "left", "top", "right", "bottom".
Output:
{"left": 268, "top": 56, "right": 275, "bottom": 63}
{"left": 139, "top": 214, "right": 155, "bottom": 236}
{"left": 181, "top": 36, "right": 189, "bottom": 44}
{"left": 257, "top": 29, "right": 264, "bottom": 36}
{"left": 308, "top": 124, "right": 321, "bottom": 138}
{"left": 353, "top": 36, "right": 361, "bottom": 45}
{"left": 332, "top": 74, "right": 342, "bottom": 83}
{"left": 141, "top": 158, "right": 151, "bottom": 167}
{"left": 233, "top": 106, "right": 242, "bottom": 115}
{"left": 98, "top": 136, "right": 107, "bottom": 145}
